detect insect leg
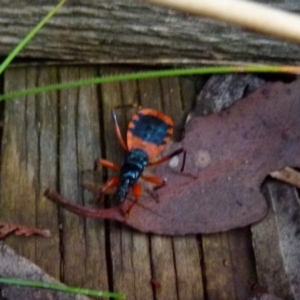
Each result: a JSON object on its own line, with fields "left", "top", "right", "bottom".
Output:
{"left": 148, "top": 148, "right": 186, "bottom": 172}
{"left": 94, "top": 158, "right": 120, "bottom": 171}
{"left": 141, "top": 175, "right": 165, "bottom": 185}
{"left": 122, "top": 183, "right": 142, "bottom": 217}
{"left": 141, "top": 175, "right": 166, "bottom": 202}
{"left": 98, "top": 176, "right": 120, "bottom": 201}
{"left": 111, "top": 110, "right": 128, "bottom": 151}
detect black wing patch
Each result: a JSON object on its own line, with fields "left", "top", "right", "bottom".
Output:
{"left": 130, "top": 114, "right": 172, "bottom": 146}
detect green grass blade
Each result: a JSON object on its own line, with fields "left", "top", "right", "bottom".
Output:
{"left": 0, "top": 0, "right": 66, "bottom": 76}
{"left": 0, "top": 278, "right": 125, "bottom": 299}
{"left": 1, "top": 65, "right": 299, "bottom": 101}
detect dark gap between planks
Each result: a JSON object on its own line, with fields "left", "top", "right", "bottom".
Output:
{"left": 0, "top": 73, "right": 4, "bottom": 159}
{"left": 96, "top": 67, "right": 115, "bottom": 296}
{"left": 0, "top": 71, "right": 5, "bottom": 300}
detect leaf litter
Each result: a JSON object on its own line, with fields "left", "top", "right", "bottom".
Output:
{"left": 45, "top": 76, "right": 300, "bottom": 235}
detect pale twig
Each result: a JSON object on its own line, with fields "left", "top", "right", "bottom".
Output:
{"left": 141, "top": 0, "right": 300, "bottom": 43}
{"left": 270, "top": 167, "right": 300, "bottom": 189}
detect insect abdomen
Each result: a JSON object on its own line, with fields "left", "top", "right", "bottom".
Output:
{"left": 116, "top": 149, "right": 148, "bottom": 202}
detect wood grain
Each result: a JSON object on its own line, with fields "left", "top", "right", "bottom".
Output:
{"left": 1, "top": 0, "right": 300, "bottom": 64}
{"left": 0, "top": 67, "right": 60, "bottom": 279}
{"left": 0, "top": 66, "right": 108, "bottom": 291}
{"left": 0, "top": 66, "right": 260, "bottom": 300}
{"left": 34, "top": 67, "right": 60, "bottom": 277}
{"left": 100, "top": 67, "right": 154, "bottom": 300}
{"left": 58, "top": 66, "right": 108, "bottom": 289}
{"left": 0, "top": 68, "right": 36, "bottom": 261}
{"left": 251, "top": 181, "right": 300, "bottom": 300}
{"left": 138, "top": 77, "right": 178, "bottom": 300}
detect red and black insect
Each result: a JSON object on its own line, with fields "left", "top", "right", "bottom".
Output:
{"left": 95, "top": 108, "right": 185, "bottom": 215}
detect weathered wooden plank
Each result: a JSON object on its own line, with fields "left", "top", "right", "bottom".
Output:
{"left": 100, "top": 69, "right": 131, "bottom": 297}
{"left": 160, "top": 77, "right": 183, "bottom": 140}
{"left": 0, "top": 68, "right": 36, "bottom": 261}
{"left": 160, "top": 77, "right": 204, "bottom": 300}
{"left": 203, "top": 229, "right": 256, "bottom": 300}
{"left": 0, "top": 67, "right": 60, "bottom": 279}
{"left": 120, "top": 76, "right": 154, "bottom": 300}
{"left": 150, "top": 235, "right": 178, "bottom": 299}
{"left": 59, "top": 67, "right": 87, "bottom": 286}
{"left": 251, "top": 181, "right": 300, "bottom": 300}
{"left": 1, "top": 65, "right": 108, "bottom": 287}
{"left": 173, "top": 236, "right": 204, "bottom": 300}
{"left": 1, "top": 0, "right": 300, "bottom": 64}
{"left": 76, "top": 67, "right": 108, "bottom": 289}
{"left": 202, "top": 233, "right": 236, "bottom": 300}
{"left": 179, "top": 76, "right": 198, "bottom": 115}
{"left": 35, "top": 67, "right": 60, "bottom": 278}
{"left": 138, "top": 78, "right": 178, "bottom": 300}
{"left": 228, "top": 228, "right": 257, "bottom": 300}
{"left": 59, "top": 66, "right": 108, "bottom": 290}
{"left": 270, "top": 185, "right": 300, "bottom": 299}
{"left": 100, "top": 67, "right": 154, "bottom": 300}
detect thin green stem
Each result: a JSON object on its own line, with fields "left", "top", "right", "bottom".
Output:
{"left": 0, "top": 278, "right": 125, "bottom": 299}
{"left": 0, "top": 0, "right": 66, "bottom": 76}
{"left": 0, "top": 65, "right": 299, "bottom": 101}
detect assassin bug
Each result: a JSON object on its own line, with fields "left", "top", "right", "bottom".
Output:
{"left": 95, "top": 108, "right": 185, "bottom": 215}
